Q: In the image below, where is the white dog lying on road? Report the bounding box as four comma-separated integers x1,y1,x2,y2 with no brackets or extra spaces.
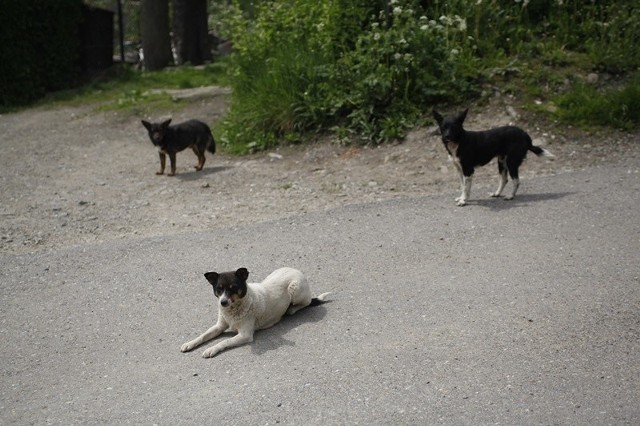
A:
180,267,331,358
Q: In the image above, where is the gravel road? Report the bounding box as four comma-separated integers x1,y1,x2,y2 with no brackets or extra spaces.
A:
0,89,638,424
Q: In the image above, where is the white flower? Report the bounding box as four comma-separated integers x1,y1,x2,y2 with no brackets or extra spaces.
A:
374,33,381,41
419,15,428,21
393,7,402,15
420,24,429,31
450,49,460,55
394,53,402,60
439,15,452,25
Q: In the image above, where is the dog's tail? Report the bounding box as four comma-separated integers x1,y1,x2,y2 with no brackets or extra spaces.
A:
309,292,332,307
206,131,216,154
529,144,555,160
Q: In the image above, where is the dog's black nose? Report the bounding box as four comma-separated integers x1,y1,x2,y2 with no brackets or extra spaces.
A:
220,299,229,307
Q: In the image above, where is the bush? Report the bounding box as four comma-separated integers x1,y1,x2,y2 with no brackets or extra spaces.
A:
218,0,478,153
0,0,83,107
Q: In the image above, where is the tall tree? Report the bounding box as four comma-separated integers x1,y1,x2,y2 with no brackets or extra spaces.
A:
140,0,172,70
172,0,211,65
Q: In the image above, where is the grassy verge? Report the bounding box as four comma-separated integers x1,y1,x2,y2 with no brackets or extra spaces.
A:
30,61,229,113
553,73,640,131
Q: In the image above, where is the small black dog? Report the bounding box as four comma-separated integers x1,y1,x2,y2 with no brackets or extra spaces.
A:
141,118,216,176
432,109,554,206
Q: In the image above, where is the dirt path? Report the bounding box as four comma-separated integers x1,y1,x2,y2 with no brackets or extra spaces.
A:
1,87,638,254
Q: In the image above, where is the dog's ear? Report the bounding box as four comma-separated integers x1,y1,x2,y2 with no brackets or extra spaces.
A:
141,120,152,131
161,118,172,128
204,271,219,286
432,109,443,125
235,267,249,282
457,109,468,123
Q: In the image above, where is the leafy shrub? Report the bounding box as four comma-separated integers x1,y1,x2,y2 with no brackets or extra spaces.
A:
218,0,479,153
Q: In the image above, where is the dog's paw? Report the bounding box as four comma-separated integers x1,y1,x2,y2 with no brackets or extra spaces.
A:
180,341,196,352
456,199,467,207
504,195,514,201
202,347,219,358
156,171,164,175
490,192,502,198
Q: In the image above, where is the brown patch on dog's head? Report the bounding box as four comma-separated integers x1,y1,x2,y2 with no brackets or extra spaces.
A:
204,268,249,308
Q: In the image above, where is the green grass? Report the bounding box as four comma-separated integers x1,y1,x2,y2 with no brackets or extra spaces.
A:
554,73,640,130
34,61,230,112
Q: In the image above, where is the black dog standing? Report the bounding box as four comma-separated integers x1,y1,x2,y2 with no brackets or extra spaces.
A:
432,109,554,206
141,118,216,176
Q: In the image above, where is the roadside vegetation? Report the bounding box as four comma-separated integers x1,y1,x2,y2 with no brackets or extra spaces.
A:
31,62,229,115
25,0,640,153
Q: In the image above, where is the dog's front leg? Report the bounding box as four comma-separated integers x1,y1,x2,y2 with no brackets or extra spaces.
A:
202,328,254,358
168,152,177,176
157,152,166,175
180,322,226,353
457,175,472,206
450,156,465,203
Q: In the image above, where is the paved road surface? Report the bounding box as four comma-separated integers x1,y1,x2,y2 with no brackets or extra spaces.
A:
1,160,639,425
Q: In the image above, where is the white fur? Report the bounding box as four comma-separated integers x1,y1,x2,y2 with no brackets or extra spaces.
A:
456,176,472,206
506,178,520,200
540,148,555,159
449,148,467,205
180,267,330,358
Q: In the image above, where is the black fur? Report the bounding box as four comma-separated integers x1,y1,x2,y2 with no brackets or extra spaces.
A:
204,268,248,304
141,118,216,176
309,297,328,307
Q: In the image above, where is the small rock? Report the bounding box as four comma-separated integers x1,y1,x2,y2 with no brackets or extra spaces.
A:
586,73,599,84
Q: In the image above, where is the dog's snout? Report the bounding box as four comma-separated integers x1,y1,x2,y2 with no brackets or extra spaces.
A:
220,298,230,307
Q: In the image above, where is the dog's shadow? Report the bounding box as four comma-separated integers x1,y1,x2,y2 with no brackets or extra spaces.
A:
249,303,331,355
469,191,573,210
175,166,231,181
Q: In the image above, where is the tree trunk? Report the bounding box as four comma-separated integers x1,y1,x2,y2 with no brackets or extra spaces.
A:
140,0,172,70
172,0,211,65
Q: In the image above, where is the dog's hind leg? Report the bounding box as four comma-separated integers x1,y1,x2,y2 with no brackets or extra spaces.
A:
507,177,520,200
491,156,508,197
505,157,522,200
191,146,206,171
286,279,313,315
